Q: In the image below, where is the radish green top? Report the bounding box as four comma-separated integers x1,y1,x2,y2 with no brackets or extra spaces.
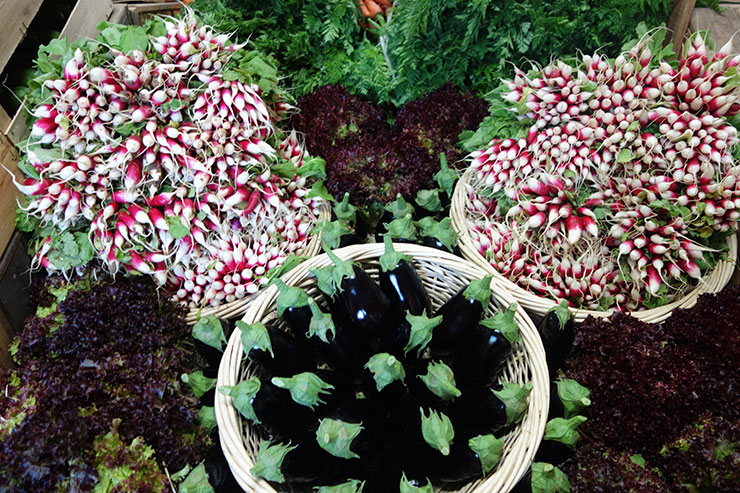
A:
404,310,441,357
480,303,520,345
250,440,298,483
316,418,364,459
463,275,494,306
420,408,455,456
218,377,262,423
365,353,406,392
493,382,533,426
468,434,504,476
271,372,334,410
238,321,274,358
555,379,591,419
419,361,461,401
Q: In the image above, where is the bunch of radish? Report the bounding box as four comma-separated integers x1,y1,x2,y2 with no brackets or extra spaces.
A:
16,11,325,308
466,31,740,311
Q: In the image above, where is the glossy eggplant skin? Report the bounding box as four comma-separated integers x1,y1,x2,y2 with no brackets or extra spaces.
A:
450,325,511,389
195,318,233,368
406,360,453,411
378,259,431,324
360,367,405,411
434,441,484,483
245,324,314,378
327,398,387,457
387,393,425,447
447,385,507,436
534,438,574,466
313,368,355,416
537,310,575,376
314,324,371,382
252,380,316,437
364,444,430,493
429,287,484,357
317,458,367,488
281,304,313,338
335,266,392,347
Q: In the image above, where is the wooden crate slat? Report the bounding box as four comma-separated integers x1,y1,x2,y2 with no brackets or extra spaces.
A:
666,0,698,52
0,133,20,257
0,0,45,75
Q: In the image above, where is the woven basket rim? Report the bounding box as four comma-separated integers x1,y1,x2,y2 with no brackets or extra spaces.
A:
215,243,550,493
451,169,738,323
183,201,331,324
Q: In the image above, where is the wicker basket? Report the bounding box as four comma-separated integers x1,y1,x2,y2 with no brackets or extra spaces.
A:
215,243,550,493
184,202,331,324
451,169,739,324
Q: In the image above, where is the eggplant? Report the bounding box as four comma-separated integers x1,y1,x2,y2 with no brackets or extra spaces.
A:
335,265,391,346
364,445,431,493
387,396,455,458
361,352,406,410
239,321,313,377
273,278,313,337
250,438,331,485
317,398,387,459
192,315,232,367
218,377,315,437
429,276,492,357
315,478,367,493
204,436,241,492
377,236,431,325
537,302,575,376
534,414,587,466
315,323,372,382
271,370,349,417
408,360,461,411
388,394,426,447
447,383,532,436
435,434,504,483
449,304,518,389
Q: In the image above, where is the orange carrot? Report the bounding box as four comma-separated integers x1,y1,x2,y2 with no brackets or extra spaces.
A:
365,0,383,17
358,0,371,18
375,0,392,10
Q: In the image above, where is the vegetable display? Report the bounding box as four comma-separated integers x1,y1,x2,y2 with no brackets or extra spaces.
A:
0,276,211,491
464,30,740,311
14,11,326,309
219,243,533,491
557,287,740,491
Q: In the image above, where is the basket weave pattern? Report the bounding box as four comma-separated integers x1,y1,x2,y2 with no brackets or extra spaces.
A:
185,202,331,324
215,243,550,492
451,169,738,323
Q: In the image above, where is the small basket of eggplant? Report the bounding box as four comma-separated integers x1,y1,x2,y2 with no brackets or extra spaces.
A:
215,242,549,492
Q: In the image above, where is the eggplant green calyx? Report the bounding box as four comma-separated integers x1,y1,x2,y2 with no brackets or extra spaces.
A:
379,235,412,273
419,361,461,400
404,310,441,357
468,434,504,476
434,153,458,197
326,247,357,292
544,415,587,450
384,214,418,241
420,408,455,456
531,462,571,493
238,321,274,358
334,193,358,226
250,440,298,483
399,473,434,492
556,379,591,419
314,479,366,493
550,300,571,329
271,372,334,409
310,265,338,298
308,298,336,343
192,314,226,350
415,217,459,249
480,303,519,345
463,275,493,306
181,371,216,399
365,353,406,391
218,377,261,423
416,189,443,213
385,193,416,219
492,382,532,426
315,219,354,250
316,418,364,459
273,278,310,317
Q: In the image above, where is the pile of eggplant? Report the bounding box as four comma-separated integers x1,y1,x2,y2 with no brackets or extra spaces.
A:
219,239,532,492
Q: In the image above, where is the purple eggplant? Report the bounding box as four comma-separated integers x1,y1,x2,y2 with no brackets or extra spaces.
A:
429,276,493,357
314,323,372,382
250,438,332,485
378,236,431,325
408,360,462,411
271,370,348,417
192,315,232,367
537,301,574,376
273,278,313,337
448,383,532,436
317,398,387,459
361,352,407,410
449,303,518,389
365,445,431,492
534,415,587,466
435,434,504,483
238,321,313,377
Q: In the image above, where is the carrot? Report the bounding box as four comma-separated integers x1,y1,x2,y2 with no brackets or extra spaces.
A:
375,0,392,10
358,0,371,18
365,0,383,17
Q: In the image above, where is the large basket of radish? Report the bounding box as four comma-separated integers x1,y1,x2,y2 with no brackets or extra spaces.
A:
12,11,331,325
215,242,549,492
451,31,740,323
